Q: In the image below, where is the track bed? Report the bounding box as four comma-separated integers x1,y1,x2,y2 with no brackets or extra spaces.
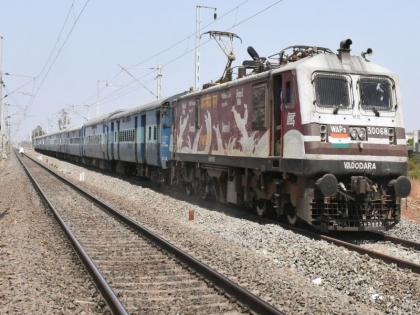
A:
18,153,282,315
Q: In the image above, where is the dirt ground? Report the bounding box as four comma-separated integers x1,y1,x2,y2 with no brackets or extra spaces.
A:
0,154,104,314
404,179,420,223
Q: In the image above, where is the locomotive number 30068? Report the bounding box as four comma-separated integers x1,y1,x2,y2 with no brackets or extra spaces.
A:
367,126,389,136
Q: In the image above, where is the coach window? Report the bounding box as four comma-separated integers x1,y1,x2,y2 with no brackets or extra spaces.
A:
148,126,152,140
252,84,267,129
153,126,157,140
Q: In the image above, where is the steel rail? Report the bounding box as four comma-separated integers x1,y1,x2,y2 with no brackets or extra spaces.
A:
22,152,285,315
15,151,129,315
278,224,420,274
368,231,420,250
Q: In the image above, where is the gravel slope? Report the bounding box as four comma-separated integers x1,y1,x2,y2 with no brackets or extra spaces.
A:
28,150,420,314
0,154,105,314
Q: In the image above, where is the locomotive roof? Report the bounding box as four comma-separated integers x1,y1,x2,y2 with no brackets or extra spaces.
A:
277,52,394,77
178,51,395,100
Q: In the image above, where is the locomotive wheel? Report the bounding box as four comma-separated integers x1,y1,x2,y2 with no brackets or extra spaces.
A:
255,199,270,217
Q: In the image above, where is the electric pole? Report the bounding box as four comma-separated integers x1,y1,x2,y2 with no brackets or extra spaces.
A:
149,65,162,100
0,35,5,156
194,5,217,91
156,65,162,100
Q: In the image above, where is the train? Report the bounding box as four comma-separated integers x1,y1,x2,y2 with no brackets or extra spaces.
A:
33,39,411,232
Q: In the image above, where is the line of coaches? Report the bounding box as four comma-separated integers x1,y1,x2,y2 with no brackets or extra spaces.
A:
33,96,178,172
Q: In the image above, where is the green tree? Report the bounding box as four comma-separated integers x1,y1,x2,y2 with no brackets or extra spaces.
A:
31,125,46,139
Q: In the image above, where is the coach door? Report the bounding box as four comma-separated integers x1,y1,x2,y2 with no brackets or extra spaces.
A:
160,102,171,168
114,121,120,160
80,128,84,156
156,110,161,165
103,124,107,160
140,114,146,163
109,122,114,160
134,116,138,163
280,71,300,157
273,75,282,156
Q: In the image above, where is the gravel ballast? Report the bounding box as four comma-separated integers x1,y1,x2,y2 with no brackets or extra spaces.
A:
385,220,420,243
28,150,420,314
22,155,244,314
0,154,105,314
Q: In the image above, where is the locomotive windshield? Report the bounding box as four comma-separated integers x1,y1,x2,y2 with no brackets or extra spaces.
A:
359,76,393,110
314,74,350,109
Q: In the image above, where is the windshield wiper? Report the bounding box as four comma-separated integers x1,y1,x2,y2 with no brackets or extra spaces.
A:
372,108,380,117
333,104,344,115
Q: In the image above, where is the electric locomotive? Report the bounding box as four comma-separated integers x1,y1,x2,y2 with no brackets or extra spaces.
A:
33,39,411,231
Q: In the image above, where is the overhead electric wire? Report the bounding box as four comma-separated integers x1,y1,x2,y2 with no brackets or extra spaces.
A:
29,0,91,108
229,0,283,29
79,0,250,106
162,0,284,70
130,0,250,69
35,1,75,81
0,77,34,101
96,0,283,106
96,75,158,108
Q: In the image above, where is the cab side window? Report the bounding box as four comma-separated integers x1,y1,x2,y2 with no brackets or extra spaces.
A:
285,81,292,104
252,84,267,129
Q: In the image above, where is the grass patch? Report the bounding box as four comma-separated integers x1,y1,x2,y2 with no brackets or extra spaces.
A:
408,155,420,179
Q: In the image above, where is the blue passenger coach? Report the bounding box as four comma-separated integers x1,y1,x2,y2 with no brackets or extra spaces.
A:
34,94,181,182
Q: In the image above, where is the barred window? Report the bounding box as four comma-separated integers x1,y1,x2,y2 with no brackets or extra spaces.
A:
252,84,267,129
314,74,350,108
359,77,393,110
117,129,135,142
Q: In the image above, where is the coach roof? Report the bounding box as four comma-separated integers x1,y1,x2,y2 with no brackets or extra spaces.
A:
83,110,126,127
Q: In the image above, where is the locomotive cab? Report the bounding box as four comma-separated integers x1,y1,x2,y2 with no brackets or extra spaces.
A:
276,40,410,231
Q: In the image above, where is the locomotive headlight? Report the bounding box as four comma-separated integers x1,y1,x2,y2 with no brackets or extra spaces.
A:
350,128,358,140
388,128,396,144
320,124,327,142
358,128,366,140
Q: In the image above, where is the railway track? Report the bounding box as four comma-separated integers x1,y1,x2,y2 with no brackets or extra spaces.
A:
278,224,420,274
17,152,284,315
366,231,420,250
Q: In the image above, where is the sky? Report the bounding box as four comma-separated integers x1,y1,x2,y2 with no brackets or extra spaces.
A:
1,0,420,141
